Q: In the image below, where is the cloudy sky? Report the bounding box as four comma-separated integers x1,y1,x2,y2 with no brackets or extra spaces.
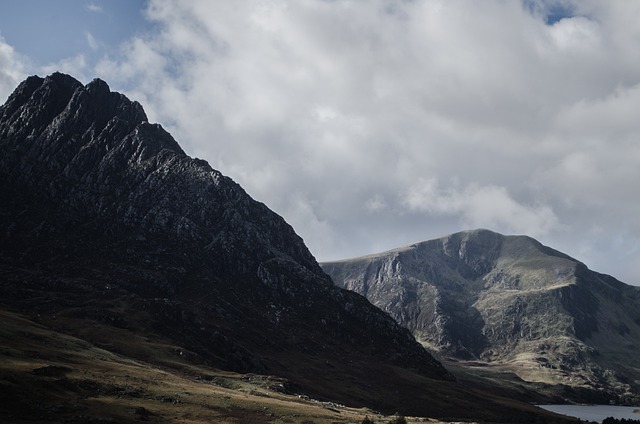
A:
2,0,640,284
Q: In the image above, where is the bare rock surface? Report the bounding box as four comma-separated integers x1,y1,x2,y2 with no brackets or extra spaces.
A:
323,229,640,404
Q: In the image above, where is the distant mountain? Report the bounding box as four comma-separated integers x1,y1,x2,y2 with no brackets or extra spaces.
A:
0,74,564,422
322,229,640,404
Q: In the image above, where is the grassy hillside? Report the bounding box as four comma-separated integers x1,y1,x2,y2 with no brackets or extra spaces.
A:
0,308,574,423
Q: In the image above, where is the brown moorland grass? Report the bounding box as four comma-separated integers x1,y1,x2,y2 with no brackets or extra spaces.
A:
0,308,576,423
0,309,451,424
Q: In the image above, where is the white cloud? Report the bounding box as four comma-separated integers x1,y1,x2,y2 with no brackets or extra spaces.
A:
86,2,104,14
402,178,559,238
40,54,89,82
0,36,27,103
1,0,635,282
556,82,640,140
86,32,100,51
365,194,388,213
548,16,602,52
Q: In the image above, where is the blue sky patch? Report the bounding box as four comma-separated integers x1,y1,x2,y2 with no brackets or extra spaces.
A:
522,0,575,25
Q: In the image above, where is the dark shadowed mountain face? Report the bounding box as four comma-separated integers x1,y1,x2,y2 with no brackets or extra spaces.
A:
0,73,462,415
322,229,640,404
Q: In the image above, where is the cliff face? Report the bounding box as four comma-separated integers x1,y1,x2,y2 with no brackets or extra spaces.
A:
323,229,640,403
0,73,458,416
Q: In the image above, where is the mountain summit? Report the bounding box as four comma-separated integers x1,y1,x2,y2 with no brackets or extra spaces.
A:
322,229,640,404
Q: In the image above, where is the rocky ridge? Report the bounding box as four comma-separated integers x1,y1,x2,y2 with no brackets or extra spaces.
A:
322,229,640,404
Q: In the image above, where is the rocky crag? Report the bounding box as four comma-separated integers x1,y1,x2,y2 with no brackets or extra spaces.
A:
322,229,640,404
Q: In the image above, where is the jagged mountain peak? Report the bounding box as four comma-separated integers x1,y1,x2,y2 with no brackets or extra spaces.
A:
0,73,322,274
1,73,147,141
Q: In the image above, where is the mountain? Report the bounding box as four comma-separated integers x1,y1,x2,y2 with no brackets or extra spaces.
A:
0,74,567,422
322,229,640,404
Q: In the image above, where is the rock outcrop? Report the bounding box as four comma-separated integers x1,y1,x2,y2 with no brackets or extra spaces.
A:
322,229,640,403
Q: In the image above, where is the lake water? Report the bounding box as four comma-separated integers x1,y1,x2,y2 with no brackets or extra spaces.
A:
538,404,640,422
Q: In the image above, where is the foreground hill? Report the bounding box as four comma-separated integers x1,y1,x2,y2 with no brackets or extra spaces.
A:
0,309,396,423
323,229,640,404
0,74,566,422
